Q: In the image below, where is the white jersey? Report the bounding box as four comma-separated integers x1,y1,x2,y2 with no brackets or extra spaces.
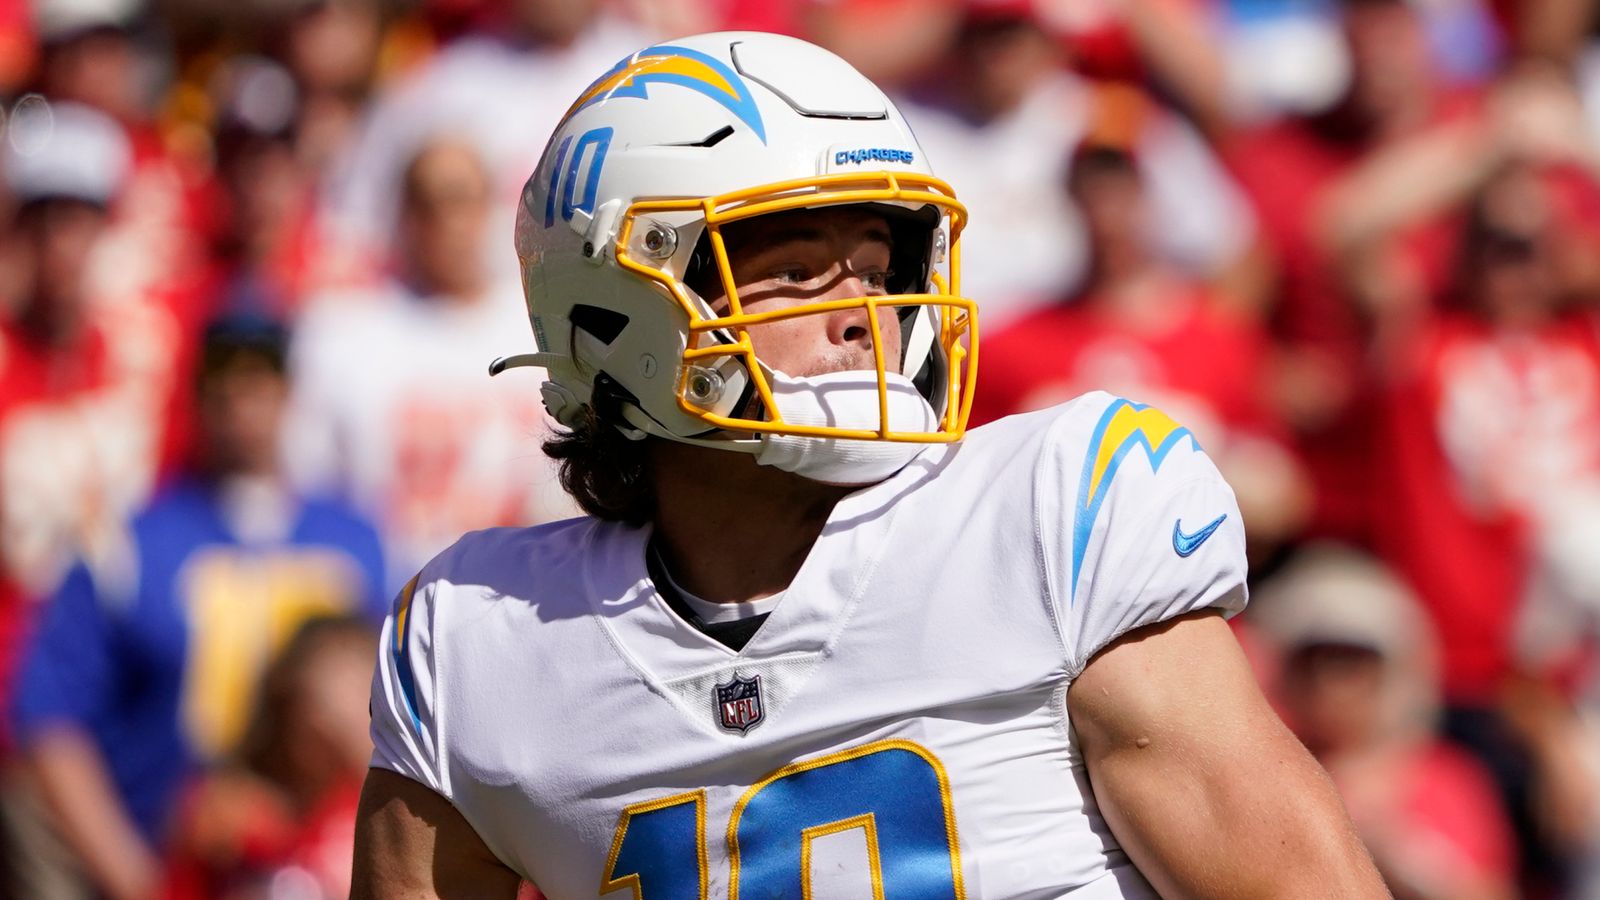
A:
370,392,1248,898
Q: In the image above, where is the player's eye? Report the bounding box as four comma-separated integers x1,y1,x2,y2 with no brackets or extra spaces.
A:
769,266,812,286
860,268,895,292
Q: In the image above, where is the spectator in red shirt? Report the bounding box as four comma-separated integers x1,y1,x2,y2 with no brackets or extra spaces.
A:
1373,158,1600,704
204,58,362,319
1372,158,1600,896
0,102,142,699
32,2,215,306
1221,0,1479,541
1253,546,1519,900
974,138,1309,556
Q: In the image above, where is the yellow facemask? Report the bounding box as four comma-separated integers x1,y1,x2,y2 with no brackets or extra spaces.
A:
614,170,979,445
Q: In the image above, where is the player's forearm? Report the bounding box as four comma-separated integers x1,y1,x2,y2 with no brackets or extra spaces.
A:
1122,0,1231,137
24,727,160,900
1316,120,1496,262
1101,746,1388,899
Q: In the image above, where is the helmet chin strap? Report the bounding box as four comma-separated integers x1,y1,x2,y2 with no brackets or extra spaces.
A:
492,351,937,486
622,369,939,487
618,403,764,450
489,348,751,446
752,370,938,485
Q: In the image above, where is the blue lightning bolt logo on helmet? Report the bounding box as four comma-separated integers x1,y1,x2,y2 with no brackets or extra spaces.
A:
563,44,767,143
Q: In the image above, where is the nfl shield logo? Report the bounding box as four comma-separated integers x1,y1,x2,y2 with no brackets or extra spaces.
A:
714,674,764,735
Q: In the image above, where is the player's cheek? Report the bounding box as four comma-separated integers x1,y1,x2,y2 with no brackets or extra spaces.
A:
741,316,813,374
881,313,903,369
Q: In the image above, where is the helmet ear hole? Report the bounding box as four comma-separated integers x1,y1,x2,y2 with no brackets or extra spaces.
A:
883,211,935,295
570,304,630,345
682,230,723,304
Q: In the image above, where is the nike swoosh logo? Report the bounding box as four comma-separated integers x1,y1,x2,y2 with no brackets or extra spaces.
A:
1172,514,1227,557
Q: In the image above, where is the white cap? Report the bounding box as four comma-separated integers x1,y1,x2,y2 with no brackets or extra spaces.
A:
4,100,131,207
1251,544,1443,740
32,0,138,44
1249,544,1432,659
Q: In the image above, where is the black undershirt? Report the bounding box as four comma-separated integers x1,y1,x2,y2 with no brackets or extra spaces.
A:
645,542,770,651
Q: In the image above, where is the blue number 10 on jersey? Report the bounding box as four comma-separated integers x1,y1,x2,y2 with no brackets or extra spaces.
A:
602,739,966,899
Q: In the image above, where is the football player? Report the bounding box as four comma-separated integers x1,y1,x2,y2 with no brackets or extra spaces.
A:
353,31,1387,899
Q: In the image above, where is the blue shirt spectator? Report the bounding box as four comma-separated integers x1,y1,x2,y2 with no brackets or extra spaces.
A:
6,312,387,900
12,477,386,844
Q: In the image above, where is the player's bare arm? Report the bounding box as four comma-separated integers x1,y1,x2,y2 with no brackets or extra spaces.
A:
1070,609,1389,899
351,768,521,900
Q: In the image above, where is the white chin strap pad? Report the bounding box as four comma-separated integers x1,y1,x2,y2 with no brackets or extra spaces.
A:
754,370,938,486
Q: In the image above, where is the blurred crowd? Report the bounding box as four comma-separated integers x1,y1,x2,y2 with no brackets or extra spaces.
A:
0,0,1598,896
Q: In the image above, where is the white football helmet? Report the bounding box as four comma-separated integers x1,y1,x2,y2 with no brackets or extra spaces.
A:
499,31,977,461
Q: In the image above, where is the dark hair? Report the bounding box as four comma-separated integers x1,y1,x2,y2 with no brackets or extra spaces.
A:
1069,144,1140,187
197,312,289,388
1443,164,1550,314
542,403,656,526
236,614,375,788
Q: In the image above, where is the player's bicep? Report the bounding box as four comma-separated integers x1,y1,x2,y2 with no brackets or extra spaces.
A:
352,768,522,900
1068,610,1385,899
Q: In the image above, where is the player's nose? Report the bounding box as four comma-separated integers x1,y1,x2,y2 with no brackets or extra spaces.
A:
824,295,877,353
